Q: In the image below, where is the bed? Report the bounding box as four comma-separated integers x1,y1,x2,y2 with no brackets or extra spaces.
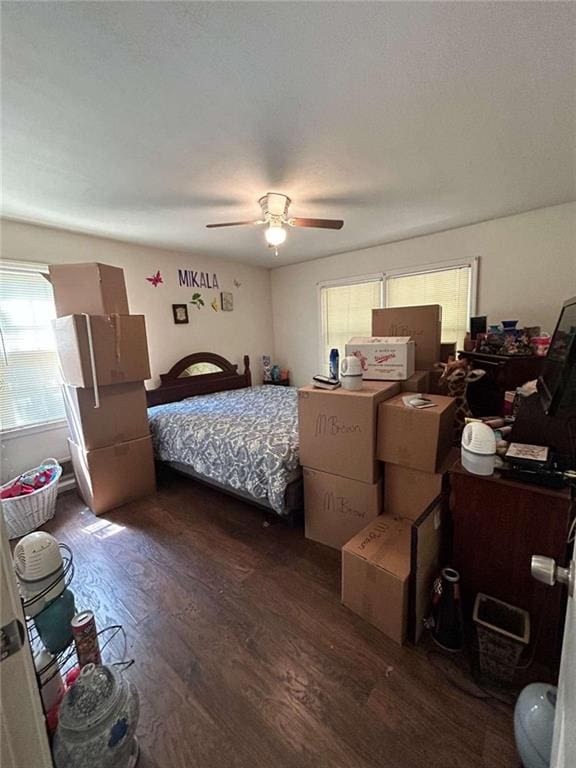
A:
146,353,302,518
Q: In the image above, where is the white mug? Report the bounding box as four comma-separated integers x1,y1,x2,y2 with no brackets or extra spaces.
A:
340,356,363,390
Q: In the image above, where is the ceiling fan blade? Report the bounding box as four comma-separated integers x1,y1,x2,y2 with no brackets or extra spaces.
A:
206,220,259,228
290,217,344,230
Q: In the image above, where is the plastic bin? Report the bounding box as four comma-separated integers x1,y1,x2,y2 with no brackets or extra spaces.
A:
473,593,530,682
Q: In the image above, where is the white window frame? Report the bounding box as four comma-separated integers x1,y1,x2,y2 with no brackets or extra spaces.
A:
383,257,479,317
0,259,67,437
316,258,479,370
317,273,384,371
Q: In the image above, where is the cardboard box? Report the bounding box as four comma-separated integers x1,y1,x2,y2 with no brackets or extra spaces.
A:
48,263,129,317
376,393,456,472
410,498,444,643
400,370,430,393
304,468,381,550
384,463,444,522
68,436,156,516
342,515,412,644
372,305,442,370
54,314,151,387
344,337,415,381
298,381,401,483
63,383,149,451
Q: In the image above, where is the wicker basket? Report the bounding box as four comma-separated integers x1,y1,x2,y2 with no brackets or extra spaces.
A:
1,459,62,540
473,593,530,682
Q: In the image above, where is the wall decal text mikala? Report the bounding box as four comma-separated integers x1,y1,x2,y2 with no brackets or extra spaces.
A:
178,269,220,289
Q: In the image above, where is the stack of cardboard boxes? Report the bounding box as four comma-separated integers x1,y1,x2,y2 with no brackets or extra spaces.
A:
340,394,456,645
341,306,458,645
299,382,400,550
301,303,459,645
49,263,156,515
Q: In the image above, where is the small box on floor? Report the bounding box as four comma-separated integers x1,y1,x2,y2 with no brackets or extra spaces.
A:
400,370,430,393
304,468,381,550
54,314,151,387
344,337,415,381
342,515,412,645
372,305,442,370
48,262,129,317
298,381,400,484
68,436,156,516
63,383,150,451
376,394,456,473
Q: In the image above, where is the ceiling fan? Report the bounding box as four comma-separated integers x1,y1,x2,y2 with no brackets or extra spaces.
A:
206,192,344,253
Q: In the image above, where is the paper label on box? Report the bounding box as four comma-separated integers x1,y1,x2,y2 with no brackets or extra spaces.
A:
345,338,415,380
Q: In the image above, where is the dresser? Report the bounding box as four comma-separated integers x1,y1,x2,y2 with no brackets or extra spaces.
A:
457,351,545,415
449,461,573,668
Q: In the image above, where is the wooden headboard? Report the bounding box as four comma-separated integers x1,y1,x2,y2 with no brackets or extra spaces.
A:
146,353,252,407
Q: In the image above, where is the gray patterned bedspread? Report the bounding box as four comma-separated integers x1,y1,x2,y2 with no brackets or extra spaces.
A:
147,386,300,515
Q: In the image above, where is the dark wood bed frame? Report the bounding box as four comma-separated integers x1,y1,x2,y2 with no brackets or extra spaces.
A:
146,352,252,407
146,352,302,524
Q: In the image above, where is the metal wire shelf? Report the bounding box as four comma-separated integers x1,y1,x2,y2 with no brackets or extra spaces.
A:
20,542,133,703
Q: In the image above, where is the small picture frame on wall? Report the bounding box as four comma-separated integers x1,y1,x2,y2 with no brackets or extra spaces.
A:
220,291,234,312
172,304,189,324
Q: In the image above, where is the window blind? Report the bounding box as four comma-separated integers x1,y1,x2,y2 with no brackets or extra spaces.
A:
0,265,65,431
320,279,382,373
386,266,471,350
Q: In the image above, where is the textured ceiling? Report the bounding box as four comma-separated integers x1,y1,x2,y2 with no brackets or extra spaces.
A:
2,1,575,266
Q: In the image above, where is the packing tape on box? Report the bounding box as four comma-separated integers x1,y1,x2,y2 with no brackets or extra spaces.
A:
111,314,122,362
83,314,100,409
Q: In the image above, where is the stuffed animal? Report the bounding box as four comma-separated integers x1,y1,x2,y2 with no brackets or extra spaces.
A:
436,356,486,442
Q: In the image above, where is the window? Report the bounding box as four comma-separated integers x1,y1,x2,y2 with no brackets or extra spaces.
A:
385,262,475,350
0,263,65,431
319,276,383,373
318,260,477,372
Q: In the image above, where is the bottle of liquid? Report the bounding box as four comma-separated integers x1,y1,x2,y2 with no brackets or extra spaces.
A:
329,348,339,380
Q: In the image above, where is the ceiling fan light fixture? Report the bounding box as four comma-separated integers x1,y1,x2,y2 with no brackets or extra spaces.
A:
206,192,343,249
265,224,287,247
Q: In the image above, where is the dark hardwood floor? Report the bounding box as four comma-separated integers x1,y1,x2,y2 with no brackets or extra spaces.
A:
45,471,519,768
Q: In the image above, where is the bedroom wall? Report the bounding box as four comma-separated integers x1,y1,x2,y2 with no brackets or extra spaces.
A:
0,219,275,481
271,202,576,387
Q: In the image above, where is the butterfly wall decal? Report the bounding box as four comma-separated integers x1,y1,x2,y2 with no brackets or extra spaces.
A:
146,270,163,287
233,279,242,289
